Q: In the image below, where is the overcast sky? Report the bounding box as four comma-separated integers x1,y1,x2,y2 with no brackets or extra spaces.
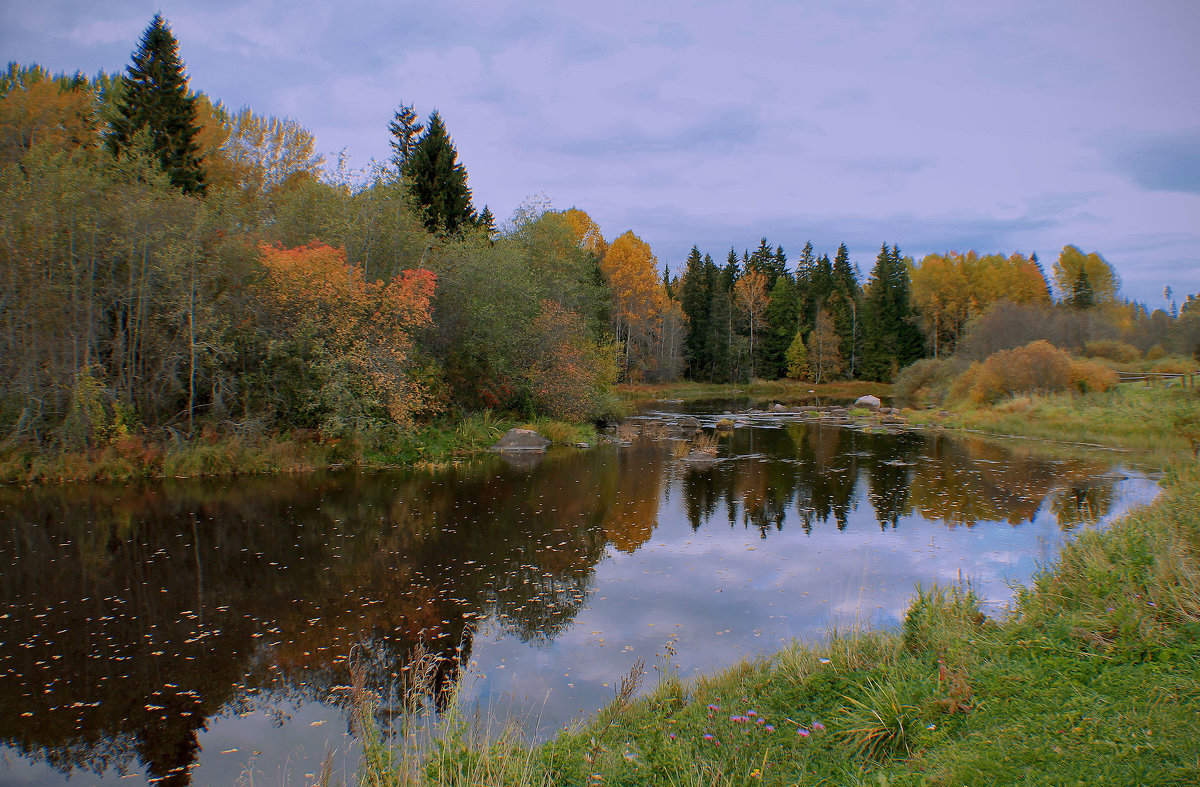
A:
4,0,1198,306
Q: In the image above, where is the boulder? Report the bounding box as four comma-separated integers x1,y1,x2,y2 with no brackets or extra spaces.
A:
490,428,551,453
771,403,788,413
679,416,703,432
854,394,882,411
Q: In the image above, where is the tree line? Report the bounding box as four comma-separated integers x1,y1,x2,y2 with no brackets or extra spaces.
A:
3,15,1197,452
668,236,1198,385
0,15,682,450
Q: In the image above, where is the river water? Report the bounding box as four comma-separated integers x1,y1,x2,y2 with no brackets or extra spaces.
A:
0,405,1161,784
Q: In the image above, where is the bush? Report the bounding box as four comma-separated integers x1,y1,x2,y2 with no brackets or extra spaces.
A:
961,340,1074,404
892,357,965,406
1152,356,1200,375
1069,359,1118,393
1083,339,1140,364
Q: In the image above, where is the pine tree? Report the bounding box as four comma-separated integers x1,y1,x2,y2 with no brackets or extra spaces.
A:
402,111,476,235
388,102,424,171
109,14,205,195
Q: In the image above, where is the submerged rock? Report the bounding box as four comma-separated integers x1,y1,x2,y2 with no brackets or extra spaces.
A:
679,416,703,432
490,428,551,453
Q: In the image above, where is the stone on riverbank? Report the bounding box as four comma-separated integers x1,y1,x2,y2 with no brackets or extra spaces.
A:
490,428,551,453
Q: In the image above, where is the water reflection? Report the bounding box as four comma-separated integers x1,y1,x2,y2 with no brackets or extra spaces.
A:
0,420,1157,784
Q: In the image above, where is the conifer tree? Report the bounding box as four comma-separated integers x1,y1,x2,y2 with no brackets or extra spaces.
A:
402,110,476,235
679,246,712,378
388,102,424,171
761,272,799,378
829,243,861,377
860,243,923,381
109,14,205,195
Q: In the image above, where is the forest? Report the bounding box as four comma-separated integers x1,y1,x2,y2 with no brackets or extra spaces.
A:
2,15,1198,458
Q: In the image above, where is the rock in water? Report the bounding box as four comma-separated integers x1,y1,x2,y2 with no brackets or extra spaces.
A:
490,428,551,453
854,394,882,411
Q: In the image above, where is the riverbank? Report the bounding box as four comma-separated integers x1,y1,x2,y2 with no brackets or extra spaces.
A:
351,385,1199,786
906,382,1200,463
0,412,597,485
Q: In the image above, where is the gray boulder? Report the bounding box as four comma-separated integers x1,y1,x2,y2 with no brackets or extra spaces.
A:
854,394,882,411
490,428,551,453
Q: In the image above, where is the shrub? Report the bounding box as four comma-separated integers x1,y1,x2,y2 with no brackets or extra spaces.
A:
892,357,965,405
1069,359,1118,393
1146,344,1166,361
1152,356,1199,375
962,340,1073,404
1083,339,1140,364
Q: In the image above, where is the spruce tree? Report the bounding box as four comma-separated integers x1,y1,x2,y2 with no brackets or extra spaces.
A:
402,111,476,235
829,243,861,377
860,243,923,381
679,246,712,378
388,102,424,171
762,273,799,378
1070,266,1095,309
109,14,205,195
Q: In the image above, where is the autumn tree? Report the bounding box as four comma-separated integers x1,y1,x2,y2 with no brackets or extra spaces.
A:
523,300,617,420
806,308,843,383
1053,245,1119,305
108,15,205,195
735,268,770,379
0,64,97,166
602,230,666,380
256,243,436,430
199,102,324,218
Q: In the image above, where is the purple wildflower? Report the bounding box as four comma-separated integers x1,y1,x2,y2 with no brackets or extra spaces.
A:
798,728,810,737
812,721,825,731
764,725,775,732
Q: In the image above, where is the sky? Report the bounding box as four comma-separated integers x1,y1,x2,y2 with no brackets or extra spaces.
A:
3,0,1198,306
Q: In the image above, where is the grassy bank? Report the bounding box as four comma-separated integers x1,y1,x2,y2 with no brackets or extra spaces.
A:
0,412,598,485
349,386,1199,786
905,382,1200,461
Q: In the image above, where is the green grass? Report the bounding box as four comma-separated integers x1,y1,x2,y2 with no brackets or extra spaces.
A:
905,383,1200,462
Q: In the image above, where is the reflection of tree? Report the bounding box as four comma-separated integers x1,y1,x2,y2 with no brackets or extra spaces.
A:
905,436,1114,529
0,450,627,783
1050,480,1115,530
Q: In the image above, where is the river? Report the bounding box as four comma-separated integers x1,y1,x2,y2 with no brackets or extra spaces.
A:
0,403,1161,784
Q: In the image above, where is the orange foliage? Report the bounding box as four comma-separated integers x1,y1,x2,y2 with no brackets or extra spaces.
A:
258,243,436,424
0,73,96,163
525,300,617,421
561,208,607,257
912,250,1051,355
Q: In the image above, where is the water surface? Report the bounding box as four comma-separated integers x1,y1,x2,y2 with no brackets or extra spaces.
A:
0,411,1159,784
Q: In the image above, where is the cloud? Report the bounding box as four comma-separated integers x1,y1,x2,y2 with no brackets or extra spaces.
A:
1106,129,1200,195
